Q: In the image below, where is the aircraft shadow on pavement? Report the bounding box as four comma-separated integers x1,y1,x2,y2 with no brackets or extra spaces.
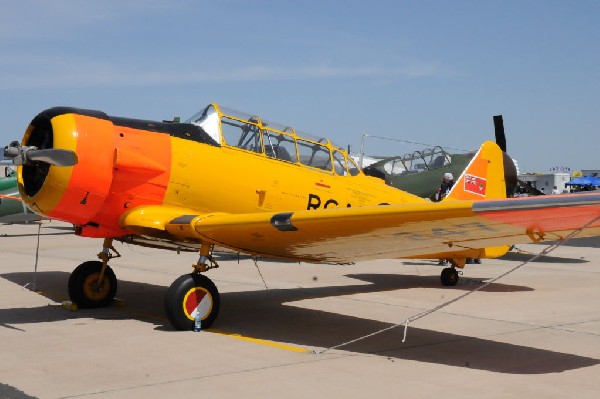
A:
500,252,588,264
0,383,36,399
532,236,600,248
1,231,73,239
1,271,597,375
0,225,74,238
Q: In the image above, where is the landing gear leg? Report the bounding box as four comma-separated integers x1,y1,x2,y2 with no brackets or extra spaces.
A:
68,238,120,307
164,243,221,331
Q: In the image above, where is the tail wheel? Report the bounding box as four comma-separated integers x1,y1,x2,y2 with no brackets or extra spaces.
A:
441,267,459,286
164,273,220,331
68,261,117,308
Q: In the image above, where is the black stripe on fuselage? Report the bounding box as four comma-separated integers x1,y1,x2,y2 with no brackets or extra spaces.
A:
111,116,219,147
37,107,219,147
37,107,110,122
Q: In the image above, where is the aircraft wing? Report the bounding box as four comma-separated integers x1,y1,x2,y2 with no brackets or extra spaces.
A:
122,193,600,262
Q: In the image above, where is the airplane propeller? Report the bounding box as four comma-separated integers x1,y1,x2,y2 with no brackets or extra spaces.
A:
3,141,78,167
493,115,507,153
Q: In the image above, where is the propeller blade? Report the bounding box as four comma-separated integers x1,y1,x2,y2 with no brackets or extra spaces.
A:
3,142,78,167
493,115,507,152
26,149,78,166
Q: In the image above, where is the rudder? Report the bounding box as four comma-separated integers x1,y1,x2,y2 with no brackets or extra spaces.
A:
445,140,512,201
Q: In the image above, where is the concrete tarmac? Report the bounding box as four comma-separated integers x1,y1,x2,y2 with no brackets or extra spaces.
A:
1,221,599,398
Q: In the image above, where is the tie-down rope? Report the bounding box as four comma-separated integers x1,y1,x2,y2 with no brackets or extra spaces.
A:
314,214,600,355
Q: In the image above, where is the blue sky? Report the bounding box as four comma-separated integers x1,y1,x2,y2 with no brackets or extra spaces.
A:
1,0,598,172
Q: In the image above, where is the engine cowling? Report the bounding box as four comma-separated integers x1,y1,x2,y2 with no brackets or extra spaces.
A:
19,107,116,227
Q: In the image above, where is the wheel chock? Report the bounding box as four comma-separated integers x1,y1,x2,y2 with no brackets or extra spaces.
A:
62,301,78,312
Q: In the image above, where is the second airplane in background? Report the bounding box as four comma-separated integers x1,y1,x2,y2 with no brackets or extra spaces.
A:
0,167,40,224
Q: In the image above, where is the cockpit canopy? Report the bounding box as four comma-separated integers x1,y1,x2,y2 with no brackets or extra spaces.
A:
186,104,360,176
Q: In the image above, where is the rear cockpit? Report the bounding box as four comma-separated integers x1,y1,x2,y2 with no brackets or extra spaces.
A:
186,104,361,176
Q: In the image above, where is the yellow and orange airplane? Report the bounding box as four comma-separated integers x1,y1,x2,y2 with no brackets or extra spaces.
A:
4,104,600,330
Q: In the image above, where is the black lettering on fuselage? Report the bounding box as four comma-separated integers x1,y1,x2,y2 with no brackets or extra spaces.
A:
324,199,339,208
307,193,321,210
307,193,343,210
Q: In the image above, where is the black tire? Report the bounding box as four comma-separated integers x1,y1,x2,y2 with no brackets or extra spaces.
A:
164,273,220,331
440,267,459,286
68,261,117,308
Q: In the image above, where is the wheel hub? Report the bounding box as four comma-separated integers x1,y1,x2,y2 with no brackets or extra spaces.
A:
183,287,212,321
83,273,110,301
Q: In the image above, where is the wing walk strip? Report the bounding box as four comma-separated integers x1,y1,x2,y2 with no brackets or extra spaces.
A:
313,213,600,355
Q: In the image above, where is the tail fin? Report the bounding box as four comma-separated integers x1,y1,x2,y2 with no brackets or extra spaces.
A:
445,140,516,201
445,140,516,260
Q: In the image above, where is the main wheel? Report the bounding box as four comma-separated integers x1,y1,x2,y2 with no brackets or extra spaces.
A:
440,267,459,286
68,261,117,308
164,273,220,331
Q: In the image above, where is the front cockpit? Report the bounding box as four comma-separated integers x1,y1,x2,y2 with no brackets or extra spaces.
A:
186,104,361,177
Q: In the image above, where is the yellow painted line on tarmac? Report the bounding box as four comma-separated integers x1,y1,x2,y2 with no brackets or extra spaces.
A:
210,329,311,353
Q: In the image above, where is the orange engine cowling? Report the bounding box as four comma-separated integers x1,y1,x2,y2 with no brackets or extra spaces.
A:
18,107,220,238
19,108,116,228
